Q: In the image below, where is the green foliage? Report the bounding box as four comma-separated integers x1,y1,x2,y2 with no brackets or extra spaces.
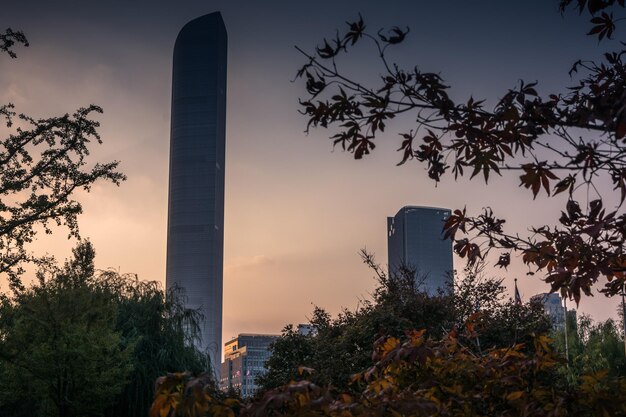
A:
0,28,205,417
101,274,209,417
295,2,626,303
0,242,210,417
258,253,551,393
553,313,626,382
0,243,133,417
255,324,316,394
153,328,626,417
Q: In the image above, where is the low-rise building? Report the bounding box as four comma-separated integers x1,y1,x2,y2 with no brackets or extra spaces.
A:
219,333,278,397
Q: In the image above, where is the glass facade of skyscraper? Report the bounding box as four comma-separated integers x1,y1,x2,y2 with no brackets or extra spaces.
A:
387,206,453,295
166,12,227,371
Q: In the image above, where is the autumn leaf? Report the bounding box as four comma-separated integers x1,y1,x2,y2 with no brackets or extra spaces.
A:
587,12,615,40
443,207,467,241
496,252,510,269
506,390,524,401
519,163,558,198
298,366,315,375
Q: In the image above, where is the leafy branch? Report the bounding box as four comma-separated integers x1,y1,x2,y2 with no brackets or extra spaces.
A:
295,3,626,302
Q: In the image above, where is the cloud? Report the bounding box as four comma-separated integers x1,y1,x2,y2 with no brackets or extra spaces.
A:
224,255,275,273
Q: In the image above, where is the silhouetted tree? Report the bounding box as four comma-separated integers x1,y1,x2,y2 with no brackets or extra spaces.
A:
0,29,125,290
295,2,626,304
258,253,550,393
0,28,27,58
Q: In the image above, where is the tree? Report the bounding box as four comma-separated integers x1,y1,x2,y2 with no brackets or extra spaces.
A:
0,28,28,58
0,28,125,289
255,324,316,394
553,313,626,382
0,241,211,417
0,242,133,417
257,253,551,393
295,2,626,304
153,327,626,417
101,273,209,417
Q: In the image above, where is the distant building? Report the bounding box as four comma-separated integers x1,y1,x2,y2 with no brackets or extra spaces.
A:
387,206,453,296
297,323,317,336
531,293,576,330
219,334,278,397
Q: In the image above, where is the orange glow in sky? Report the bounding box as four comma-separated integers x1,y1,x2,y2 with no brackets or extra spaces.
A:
1,1,621,345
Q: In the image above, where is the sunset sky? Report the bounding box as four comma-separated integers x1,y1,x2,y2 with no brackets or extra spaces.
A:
2,1,621,344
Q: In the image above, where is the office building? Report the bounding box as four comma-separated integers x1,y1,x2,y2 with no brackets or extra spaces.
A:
166,12,227,370
220,334,279,398
531,293,575,330
297,323,317,336
387,206,453,296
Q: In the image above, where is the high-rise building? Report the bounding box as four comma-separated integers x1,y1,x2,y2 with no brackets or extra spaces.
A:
219,334,279,398
166,12,227,371
297,323,317,336
387,206,453,296
531,292,576,330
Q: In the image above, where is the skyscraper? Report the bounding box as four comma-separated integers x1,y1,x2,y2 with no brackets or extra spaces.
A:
166,12,227,370
530,293,576,331
387,206,453,295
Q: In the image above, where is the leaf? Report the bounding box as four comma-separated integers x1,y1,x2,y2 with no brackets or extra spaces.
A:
396,131,415,165
587,0,607,14
378,26,409,44
566,200,582,219
344,15,366,45
316,38,337,59
519,163,558,199
443,207,467,241
453,238,482,265
496,253,510,269
553,175,576,196
506,391,524,401
587,12,615,40
382,337,400,354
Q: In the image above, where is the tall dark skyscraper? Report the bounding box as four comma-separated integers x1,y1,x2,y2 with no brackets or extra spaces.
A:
387,206,453,296
166,12,227,370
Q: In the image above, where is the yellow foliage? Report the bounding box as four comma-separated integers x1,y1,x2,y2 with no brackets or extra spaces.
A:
505,390,524,401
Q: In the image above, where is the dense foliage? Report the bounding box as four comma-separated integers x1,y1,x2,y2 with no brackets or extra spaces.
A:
295,1,626,303
257,255,551,393
101,272,209,417
0,243,132,417
0,242,209,417
553,312,626,381
153,328,626,417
